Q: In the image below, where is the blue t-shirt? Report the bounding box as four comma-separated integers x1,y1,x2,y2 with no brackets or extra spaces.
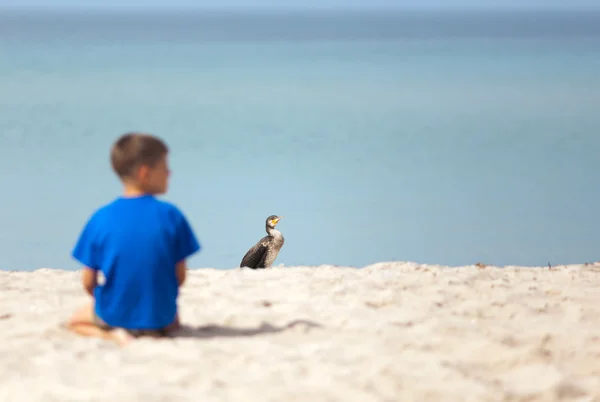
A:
72,195,201,330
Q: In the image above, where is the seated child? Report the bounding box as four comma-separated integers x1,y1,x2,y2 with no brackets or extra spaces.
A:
66,132,201,346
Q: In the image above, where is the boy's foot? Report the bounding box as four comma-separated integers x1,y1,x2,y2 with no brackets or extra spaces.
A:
110,328,134,347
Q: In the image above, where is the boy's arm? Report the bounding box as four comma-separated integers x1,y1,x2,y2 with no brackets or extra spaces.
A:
176,260,187,287
173,208,200,288
72,212,101,297
81,267,98,296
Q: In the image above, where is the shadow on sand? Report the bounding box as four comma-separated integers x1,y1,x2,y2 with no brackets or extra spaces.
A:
168,319,323,339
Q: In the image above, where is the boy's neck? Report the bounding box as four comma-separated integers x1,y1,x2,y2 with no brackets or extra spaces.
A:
122,183,152,198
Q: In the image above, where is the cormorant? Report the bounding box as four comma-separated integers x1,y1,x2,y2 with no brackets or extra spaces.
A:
240,215,285,269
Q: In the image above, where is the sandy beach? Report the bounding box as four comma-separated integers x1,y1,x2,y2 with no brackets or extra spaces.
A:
1,262,599,402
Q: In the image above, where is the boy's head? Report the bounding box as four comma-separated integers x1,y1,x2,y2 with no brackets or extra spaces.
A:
110,132,170,195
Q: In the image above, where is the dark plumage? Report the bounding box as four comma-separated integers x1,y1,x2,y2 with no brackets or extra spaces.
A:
240,215,285,269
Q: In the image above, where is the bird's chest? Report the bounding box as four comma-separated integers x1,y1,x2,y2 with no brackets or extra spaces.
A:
272,235,284,248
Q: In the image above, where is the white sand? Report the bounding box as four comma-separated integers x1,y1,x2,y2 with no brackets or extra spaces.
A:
1,262,600,402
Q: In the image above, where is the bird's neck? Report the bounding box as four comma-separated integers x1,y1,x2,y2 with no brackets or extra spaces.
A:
267,227,282,239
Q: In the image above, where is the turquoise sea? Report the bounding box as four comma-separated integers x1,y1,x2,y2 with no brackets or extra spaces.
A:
0,9,599,271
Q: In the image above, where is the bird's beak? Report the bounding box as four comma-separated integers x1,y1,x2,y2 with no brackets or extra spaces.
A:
274,216,284,224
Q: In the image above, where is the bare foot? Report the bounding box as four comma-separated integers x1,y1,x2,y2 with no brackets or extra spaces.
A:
110,328,134,347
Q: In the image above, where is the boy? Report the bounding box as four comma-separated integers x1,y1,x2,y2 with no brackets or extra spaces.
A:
66,132,200,346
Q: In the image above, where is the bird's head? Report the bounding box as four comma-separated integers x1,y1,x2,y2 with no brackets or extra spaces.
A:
266,215,283,229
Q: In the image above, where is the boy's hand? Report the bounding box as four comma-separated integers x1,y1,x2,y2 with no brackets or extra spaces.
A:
81,267,98,297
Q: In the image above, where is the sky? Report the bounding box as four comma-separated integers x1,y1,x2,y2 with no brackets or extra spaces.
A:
0,0,597,9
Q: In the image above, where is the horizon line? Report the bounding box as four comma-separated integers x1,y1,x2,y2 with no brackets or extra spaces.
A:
1,5,599,11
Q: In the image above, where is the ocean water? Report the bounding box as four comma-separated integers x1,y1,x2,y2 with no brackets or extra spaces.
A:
0,9,599,271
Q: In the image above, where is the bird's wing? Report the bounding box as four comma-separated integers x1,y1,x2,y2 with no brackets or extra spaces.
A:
240,240,268,268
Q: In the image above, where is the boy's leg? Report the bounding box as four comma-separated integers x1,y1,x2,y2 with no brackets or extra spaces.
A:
66,302,133,346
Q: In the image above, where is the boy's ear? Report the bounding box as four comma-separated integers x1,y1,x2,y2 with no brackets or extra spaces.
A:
137,165,150,181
